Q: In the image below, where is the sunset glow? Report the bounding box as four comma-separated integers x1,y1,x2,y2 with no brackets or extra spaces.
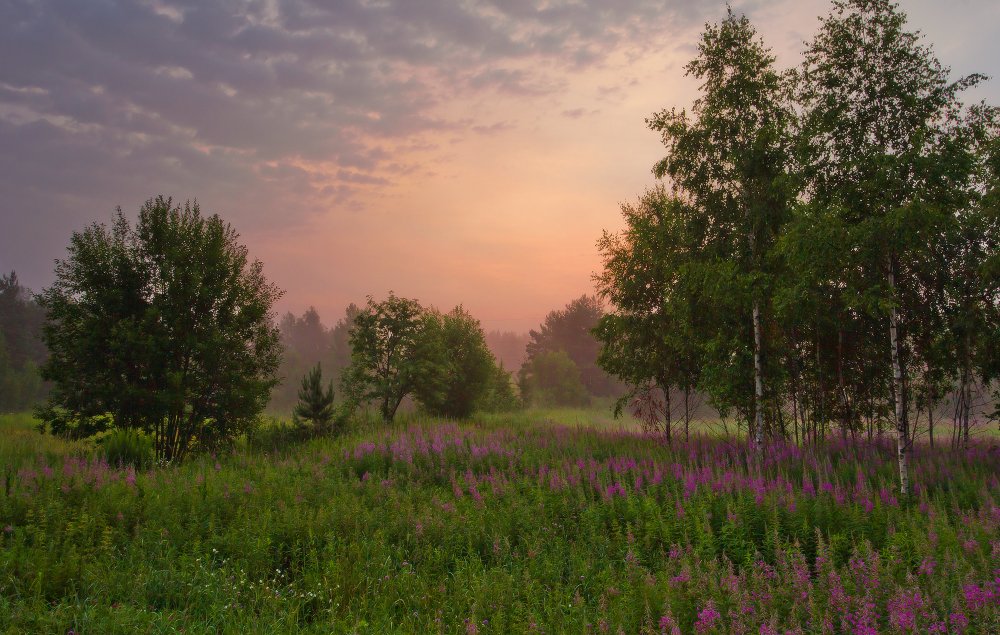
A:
2,0,998,331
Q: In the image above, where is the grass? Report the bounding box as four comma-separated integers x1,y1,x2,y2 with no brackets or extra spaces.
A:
1,410,998,633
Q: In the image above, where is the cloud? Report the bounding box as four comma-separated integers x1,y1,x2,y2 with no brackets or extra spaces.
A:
0,1,721,243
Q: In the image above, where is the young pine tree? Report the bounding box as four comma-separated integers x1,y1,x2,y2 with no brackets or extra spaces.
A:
293,363,337,435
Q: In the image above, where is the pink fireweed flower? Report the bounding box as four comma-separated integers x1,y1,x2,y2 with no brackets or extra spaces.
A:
694,601,721,633
917,558,935,577
949,612,969,633
659,613,682,635
888,589,928,632
962,582,997,610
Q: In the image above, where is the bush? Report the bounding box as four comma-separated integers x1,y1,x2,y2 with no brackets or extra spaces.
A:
100,428,154,470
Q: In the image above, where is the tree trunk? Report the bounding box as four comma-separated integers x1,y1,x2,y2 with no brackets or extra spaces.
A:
962,333,972,449
753,300,765,451
837,327,850,441
815,320,824,445
888,264,909,497
928,400,934,449
683,383,691,443
791,378,800,446
663,383,672,445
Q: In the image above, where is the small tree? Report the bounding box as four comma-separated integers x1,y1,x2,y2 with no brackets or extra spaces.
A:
478,362,521,413
341,293,447,422
292,363,337,434
594,187,704,444
518,350,590,408
418,306,496,419
37,196,282,461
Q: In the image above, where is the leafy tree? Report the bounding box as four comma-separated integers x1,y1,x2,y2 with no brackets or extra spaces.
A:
292,363,337,434
647,8,794,447
341,293,446,422
594,187,703,443
478,361,521,413
518,350,590,408
418,306,496,419
795,0,990,492
37,196,283,461
523,295,616,397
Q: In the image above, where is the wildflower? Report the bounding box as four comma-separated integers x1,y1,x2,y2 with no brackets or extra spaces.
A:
917,558,935,577
694,601,720,633
659,612,681,635
962,583,995,610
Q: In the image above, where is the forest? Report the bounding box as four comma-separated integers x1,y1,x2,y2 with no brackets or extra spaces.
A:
1,0,998,633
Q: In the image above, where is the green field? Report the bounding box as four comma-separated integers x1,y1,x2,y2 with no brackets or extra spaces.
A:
1,411,998,634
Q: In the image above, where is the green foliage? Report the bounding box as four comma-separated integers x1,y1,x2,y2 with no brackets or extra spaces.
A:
99,428,154,470
418,306,496,419
292,363,338,435
594,188,704,440
643,8,794,438
341,293,448,422
523,295,616,397
518,350,590,408
36,196,283,462
597,0,1000,459
33,407,112,440
478,362,522,413
0,414,997,633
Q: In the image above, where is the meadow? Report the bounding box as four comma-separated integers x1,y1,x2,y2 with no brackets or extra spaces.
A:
1,411,998,634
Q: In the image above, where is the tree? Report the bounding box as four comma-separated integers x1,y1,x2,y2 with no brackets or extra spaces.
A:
796,0,990,493
37,196,282,461
292,363,337,434
594,187,703,443
418,306,496,419
478,361,521,413
523,295,616,397
518,350,590,408
341,293,446,422
647,8,794,448
0,271,48,412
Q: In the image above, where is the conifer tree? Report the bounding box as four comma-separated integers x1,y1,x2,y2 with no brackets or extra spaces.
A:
292,363,336,434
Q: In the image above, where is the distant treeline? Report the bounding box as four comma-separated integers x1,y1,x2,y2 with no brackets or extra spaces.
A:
0,264,622,419
274,294,622,415
0,272,47,412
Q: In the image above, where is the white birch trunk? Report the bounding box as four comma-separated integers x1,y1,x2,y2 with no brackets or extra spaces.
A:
888,266,909,496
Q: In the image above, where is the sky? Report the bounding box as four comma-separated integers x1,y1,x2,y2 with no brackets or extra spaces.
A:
2,0,999,332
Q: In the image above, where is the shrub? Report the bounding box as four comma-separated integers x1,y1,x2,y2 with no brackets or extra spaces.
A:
99,428,154,470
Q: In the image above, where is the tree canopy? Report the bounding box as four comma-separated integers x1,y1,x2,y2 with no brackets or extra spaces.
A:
595,0,999,494
37,196,283,461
